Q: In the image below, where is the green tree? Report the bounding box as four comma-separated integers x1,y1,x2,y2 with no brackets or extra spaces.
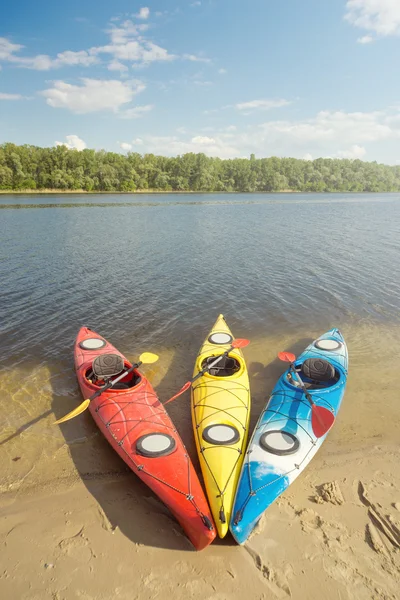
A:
1,142,400,193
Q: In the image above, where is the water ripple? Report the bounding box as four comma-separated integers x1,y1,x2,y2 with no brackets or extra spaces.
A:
1,193,400,365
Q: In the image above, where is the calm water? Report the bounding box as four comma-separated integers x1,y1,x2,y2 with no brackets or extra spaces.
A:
1,192,400,497
1,192,400,364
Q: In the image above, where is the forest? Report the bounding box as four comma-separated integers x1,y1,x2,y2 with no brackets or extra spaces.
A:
1,142,400,193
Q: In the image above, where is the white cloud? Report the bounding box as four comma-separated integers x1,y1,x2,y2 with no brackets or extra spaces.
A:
107,21,141,45
105,106,400,160
0,37,24,60
54,50,97,67
190,1,202,6
0,92,23,100
183,54,212,63
136,7,150,20
119,142,133,151
40,78,146,114
345,0,400,37
55,134,87,151
193,80,212,86
132,134,240,158
336,144,367,159
120,104,153,119
191,135,216,144
93,25,176,65
107,59,129,72
3,8,214,74
218,68,227,74
357,35,374,43
226,108,400,160
260,110,398,143
0,14,174,71
235,98,291,111
0,37,98,70
17,54,54,70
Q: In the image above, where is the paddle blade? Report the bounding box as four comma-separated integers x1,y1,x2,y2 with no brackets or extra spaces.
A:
232,338,250,349
139,352,159,364
164,381,191,405
278,351,296,363
54,399,90,425
311,405,335,438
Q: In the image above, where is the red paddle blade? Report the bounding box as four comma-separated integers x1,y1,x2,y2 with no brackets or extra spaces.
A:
232,338,250,348
163,381,191,405
311,405,335,438
278,351,296,363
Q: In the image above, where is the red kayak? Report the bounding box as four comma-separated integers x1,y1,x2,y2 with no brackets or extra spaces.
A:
74,327,216,550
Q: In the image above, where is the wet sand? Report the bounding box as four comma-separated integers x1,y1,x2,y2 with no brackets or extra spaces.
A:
1,323,399,599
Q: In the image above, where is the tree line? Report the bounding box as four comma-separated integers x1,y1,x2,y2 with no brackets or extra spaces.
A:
1,142,400,193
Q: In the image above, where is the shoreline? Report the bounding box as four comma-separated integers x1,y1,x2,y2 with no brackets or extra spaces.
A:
1,189,399,195
1,189,299,194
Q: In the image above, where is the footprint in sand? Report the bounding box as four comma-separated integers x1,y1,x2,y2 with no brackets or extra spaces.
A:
56,526,94,563
245,546,292,598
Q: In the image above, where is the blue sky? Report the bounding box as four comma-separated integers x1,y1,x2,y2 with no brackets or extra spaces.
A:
1,0,400,163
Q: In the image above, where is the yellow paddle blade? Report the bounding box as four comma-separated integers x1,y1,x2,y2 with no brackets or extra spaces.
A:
139,352,159,364
53,399,90,425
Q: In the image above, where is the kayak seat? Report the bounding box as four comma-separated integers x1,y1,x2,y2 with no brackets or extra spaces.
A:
85,367,142,389
92,354,124,379
201,355,241,377
300,358,338,389
86,354,142,388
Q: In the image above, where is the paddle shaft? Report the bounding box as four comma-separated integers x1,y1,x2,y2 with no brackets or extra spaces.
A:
89,361,142,401
288,363,315,405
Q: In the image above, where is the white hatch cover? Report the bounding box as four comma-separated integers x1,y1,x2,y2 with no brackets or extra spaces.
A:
208,332,233,345
259,430,300,455
314,339,342,351
202,424,240,445
80,338,106,350
136,433,176,457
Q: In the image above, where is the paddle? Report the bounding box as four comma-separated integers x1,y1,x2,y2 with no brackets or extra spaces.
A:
278,351,335,438
54,352,159,425
164,338,250,405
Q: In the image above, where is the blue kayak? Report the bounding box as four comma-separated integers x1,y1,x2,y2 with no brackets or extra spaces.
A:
230,329,348,544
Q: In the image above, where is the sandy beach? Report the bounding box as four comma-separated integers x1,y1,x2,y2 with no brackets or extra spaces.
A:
1,323,399,600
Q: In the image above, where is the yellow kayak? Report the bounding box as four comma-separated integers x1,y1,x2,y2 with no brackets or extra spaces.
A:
191,314,251,538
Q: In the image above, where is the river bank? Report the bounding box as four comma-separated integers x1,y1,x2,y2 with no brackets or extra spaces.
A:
1,324,400,600
0,189,300,194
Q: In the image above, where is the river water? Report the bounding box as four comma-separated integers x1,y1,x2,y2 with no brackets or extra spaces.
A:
1,192,399,496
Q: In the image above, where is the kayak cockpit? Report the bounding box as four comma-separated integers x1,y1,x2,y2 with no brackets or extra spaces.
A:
287,357,340,390
201,355,241,377
85,353,142,389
